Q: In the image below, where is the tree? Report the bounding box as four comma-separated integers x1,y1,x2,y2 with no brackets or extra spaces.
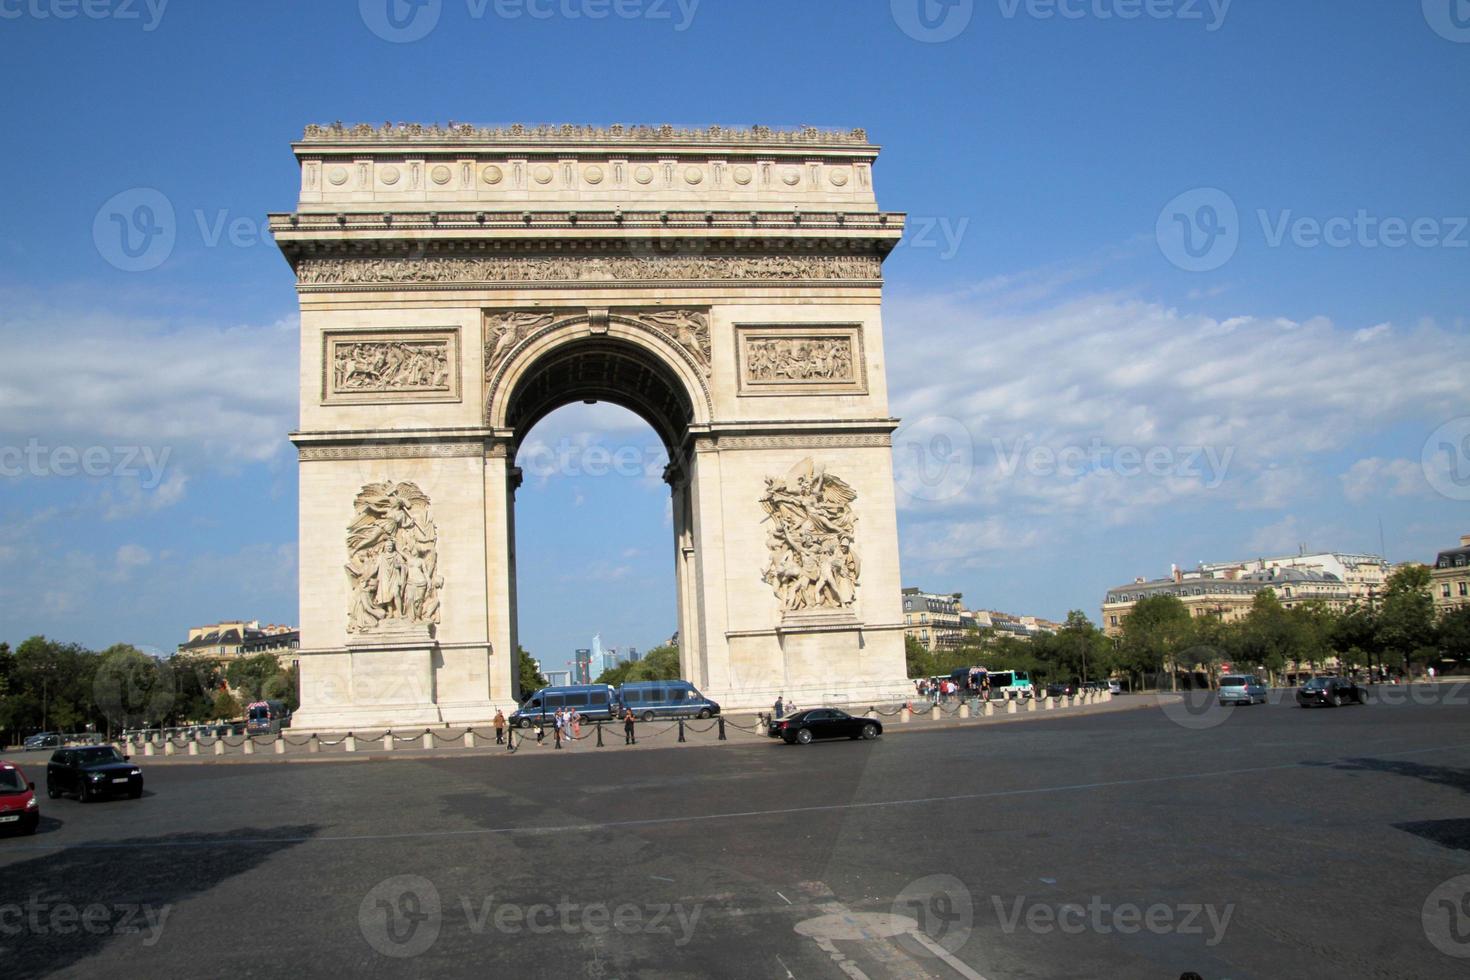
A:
226,654,290,705
904,633,933,680
594,645,684,685
1436,606,1470,669
1238,591,1295,686
213,690,243,720
1331,603,1378,676
1118,595,1192,690
93,645,171,734
1377,564,1438,675
1289,600,1336,674
517,646,547,699
1047,611,1113,684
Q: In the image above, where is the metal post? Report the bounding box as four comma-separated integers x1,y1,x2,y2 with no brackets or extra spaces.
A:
596,721,604,747
718,717,727,741
678,720,686,742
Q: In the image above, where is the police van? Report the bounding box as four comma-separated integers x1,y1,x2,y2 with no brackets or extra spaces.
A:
615,680,720,721
509,684,617,728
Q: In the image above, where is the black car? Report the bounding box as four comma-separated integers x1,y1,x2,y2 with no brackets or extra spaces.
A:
775,708,882,745
22,733,61,752
1296,676,1367,708
46,746,144,802
1046,682,1079,697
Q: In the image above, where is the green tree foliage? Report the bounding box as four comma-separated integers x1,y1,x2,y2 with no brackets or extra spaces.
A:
1118,595,1193,687
213,689,243,720
1438,606,1470,667
517,646,548,699
1376,564,1438,669
594,645,684,685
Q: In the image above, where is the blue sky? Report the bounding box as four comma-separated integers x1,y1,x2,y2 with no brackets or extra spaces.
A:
0,0,1466,674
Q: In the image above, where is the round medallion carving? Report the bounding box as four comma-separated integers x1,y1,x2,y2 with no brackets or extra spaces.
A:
327,167,349,186
532,165,554,185
482,165,504,185
684,166,704,185
583,165,604,184
733,166,753,185
380,165,401,185
782,168,802,187
829,169,850,187
634,165,654,185
430,165,453,185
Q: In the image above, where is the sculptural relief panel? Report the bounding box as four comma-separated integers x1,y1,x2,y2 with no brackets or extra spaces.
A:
760,458,861,614
735,324,866,396
345,481,444,635
323,329,461,404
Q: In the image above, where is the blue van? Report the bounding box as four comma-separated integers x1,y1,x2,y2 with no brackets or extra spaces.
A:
616,681,720,721
509,684,616,728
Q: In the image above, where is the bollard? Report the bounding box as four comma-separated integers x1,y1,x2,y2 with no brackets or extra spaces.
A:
383,734,393,751
1006,699,1018,715
164,739,176,756
214,738,225,755
983,701,995,718
422,731,434,751
243,738,255,755
464,730,476,749
959,702,971,719
930,704,941,721
346,734,357,753
596,722,604,747
507,727,515,752
275,737,285,755
1044,696,1054,711
1026,697,1037,713
187,741,198,756
718,717,727,740
144,741,155,756
678,720,687,743
901,705,912,723
310,735,321,754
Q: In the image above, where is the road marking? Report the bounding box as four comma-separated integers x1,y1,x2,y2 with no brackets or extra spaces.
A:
777,891,793,905
907,929,990,980
13,741,1470,853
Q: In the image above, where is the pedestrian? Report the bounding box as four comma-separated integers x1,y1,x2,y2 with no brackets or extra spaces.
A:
623,707,636,745
553,708,565,749
493,709,506,744
774,695,785,720
570,708,582,744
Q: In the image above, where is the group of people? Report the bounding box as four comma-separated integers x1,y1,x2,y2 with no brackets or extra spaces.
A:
490,706,640,748
916,676,988,704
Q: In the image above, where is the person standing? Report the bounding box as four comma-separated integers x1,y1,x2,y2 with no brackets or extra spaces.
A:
623,706,636,745
552,708,564,749
570,708,582,744
774,695,785,720
493,709,506,745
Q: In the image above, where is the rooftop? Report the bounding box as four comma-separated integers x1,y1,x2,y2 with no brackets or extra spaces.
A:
299,122,873,148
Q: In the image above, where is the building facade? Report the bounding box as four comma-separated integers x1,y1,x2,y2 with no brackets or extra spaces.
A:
1200,551,1388,605
901,589,966,650
1432,534,1470,615
1102,565,1350,636
178,621,299,661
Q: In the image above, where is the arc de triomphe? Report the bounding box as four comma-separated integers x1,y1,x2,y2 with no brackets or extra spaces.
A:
269,123,912,729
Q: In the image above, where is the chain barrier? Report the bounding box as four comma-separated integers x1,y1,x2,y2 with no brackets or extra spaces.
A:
316,735,351,747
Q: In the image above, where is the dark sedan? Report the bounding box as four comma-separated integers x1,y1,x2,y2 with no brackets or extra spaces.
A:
1296,676,1367,708
46,746,144,802
774,708,882,745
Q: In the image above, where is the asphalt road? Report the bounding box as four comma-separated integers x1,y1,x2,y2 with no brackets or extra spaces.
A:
3,689,1470,979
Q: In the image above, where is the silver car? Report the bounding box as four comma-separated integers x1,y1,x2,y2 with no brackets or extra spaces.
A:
1218,674,1267,705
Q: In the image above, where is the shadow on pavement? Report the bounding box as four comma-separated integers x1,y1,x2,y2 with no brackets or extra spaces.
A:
1305,757,1470,795
1393,817,1470,852
0,824,319,980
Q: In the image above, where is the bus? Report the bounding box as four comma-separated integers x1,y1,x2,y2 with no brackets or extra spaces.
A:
509,684,617,728
616,681,721,721
245,700,292,735
984,670,1035,700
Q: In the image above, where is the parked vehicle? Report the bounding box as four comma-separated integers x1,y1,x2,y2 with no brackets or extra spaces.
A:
1105,680,1123,695
246,700,292,735
616,681,720,722
1218,674,1268,706
1297,676,1367,708
0,761,39,834
510,684,617,728
22,733,61,752
1046,681,1079,697
46,746,143,802
775,708,882,745
985,670,1035,700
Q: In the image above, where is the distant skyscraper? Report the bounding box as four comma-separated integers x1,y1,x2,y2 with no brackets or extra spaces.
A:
626,647,640,663
574,648,592,684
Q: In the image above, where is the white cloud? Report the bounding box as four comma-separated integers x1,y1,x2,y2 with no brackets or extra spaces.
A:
1340,457,1431,503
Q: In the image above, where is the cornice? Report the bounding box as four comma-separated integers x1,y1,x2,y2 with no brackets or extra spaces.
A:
297,122,875,151
269,210,906,237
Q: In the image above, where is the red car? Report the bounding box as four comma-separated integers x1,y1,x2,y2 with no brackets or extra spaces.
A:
0,761,40,835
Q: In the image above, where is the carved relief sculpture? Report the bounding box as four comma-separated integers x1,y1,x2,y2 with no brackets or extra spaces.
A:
484,312,557,378
333,340,450,393
628,310,712,375
346,481,443,633
760,458,861,612
297,253,881,286
746,337,854,383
